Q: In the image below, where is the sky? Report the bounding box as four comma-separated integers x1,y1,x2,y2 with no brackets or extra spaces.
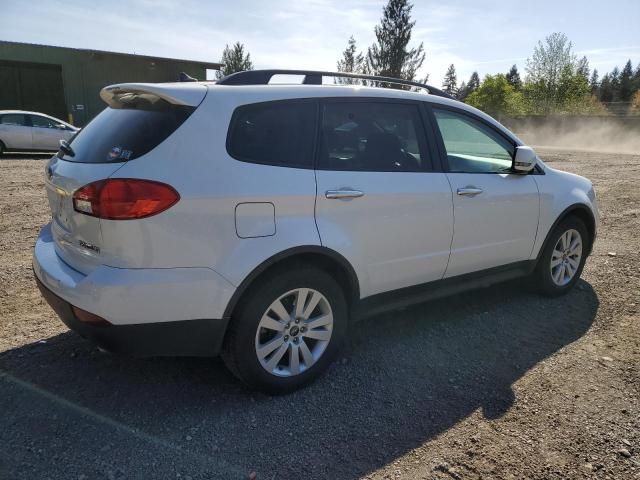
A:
2,0,639,85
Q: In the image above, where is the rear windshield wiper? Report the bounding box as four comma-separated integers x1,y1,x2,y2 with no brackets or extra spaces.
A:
59,139,75,157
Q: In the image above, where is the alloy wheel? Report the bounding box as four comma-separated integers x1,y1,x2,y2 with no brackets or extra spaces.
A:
254,288,333,377
550,228,583,286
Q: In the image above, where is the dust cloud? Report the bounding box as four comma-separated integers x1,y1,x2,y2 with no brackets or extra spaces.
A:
504,116,640,155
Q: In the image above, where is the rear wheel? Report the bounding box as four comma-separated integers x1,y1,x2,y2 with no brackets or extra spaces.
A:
222,266,348,394
0,141,5,157
535,216,589,296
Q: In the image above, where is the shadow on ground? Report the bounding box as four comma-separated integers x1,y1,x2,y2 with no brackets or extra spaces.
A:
0,280,598,479
0,153,52,160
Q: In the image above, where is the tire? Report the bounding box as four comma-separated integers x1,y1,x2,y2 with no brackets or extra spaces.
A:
0,141,5,157
534,215,589,296
222,265,348,394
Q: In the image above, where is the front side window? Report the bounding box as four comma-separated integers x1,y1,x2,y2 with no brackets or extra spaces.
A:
320,102,427,172
433,108,514,173
227,100,316,168
0,114,26,126
30,115,57,128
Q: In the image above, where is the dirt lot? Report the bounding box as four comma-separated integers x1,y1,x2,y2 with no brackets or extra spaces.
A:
0,149,638,480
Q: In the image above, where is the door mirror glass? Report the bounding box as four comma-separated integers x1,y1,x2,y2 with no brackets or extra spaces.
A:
513,146,537,173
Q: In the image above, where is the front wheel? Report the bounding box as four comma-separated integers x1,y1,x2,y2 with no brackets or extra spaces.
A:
222,266,348,394
534,216,589,296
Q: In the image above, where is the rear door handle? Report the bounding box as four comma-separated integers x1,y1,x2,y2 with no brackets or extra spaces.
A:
457,186,483,197
325,189,365,199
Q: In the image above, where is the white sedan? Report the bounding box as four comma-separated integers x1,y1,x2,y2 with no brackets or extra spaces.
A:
0,110,79,154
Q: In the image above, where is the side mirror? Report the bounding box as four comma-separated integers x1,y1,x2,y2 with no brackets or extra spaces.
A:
513,146,537,173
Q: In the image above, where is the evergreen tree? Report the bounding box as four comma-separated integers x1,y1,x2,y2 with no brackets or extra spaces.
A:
619,60,634,101
336,36,364,84
610,67,621,101
442,64,458,96
457,81,467,100
576,56,590,81
589,69,599,93
366,0,426,88
458,71,480,101
215,42,253,79
599,74,613,103
467,71,480,92
633,65,640,93
506,64,522,90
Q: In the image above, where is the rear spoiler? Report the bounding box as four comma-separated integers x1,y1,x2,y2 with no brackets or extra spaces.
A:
100,82,207,108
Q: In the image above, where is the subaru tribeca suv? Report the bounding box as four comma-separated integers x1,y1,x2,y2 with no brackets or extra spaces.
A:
33,70,599,393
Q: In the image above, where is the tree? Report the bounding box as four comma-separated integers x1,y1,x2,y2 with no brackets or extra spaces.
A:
633,65,640,93
589,69,599,93
610,67,621,101
506,65,522,90
336,36,365,84
366,0,426,88
525,32,577,113
457,71,479,101
619,60,634,101
215,42,253,79
576,56,590,82
631,90,640,114
442,64,457,96
599,74,613,103
465,74,525,117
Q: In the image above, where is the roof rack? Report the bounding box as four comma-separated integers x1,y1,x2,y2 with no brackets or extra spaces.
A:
215,69,454,99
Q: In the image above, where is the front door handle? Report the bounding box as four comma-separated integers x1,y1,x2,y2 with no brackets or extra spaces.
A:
457,186,483,197
325,189,365,199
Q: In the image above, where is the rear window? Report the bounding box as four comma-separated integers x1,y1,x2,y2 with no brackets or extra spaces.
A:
59,95,194,163
227,100,317,168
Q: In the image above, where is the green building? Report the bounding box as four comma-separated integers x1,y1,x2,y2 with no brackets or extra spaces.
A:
0,41,221,126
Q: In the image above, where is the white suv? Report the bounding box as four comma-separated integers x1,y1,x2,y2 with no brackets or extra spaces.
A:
33,70,599,393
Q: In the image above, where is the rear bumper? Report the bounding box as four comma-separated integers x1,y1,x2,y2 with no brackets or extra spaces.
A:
33,223,236,356
35,276,227,356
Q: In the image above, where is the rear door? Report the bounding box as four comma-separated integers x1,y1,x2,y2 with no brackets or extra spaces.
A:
45,90,201,275
0,113,32,149
314,99,454,298
429,106,539,278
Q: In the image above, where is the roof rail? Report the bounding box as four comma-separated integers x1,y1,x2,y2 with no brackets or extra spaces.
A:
215,69,454,99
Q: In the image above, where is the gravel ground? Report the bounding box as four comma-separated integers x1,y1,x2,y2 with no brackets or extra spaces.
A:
0,149,638,480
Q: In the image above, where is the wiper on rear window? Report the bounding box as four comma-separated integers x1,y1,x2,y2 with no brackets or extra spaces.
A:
59,139,75,157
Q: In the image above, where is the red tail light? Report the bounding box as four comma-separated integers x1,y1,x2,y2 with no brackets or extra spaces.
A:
72,179,180,220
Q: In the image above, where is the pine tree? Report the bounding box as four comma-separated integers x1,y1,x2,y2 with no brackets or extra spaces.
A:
610,67,621,101
506,65,522,90
619,60,634,101
457,81,467,100
442,64,458,96
467,71,480,92
366,0,426,88
215,42,253,79
589,69,599,93
634,65,640,93
599,74,613,103
576,56,590,81
336,36,364,84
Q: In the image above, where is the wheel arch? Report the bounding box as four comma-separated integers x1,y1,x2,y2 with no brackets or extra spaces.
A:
222,246,360,320
536,203,596,262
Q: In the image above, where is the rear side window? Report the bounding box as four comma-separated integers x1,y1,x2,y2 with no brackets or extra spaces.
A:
59,95,194,163
0,114,27,126
227,100,317,168
319,102,427,172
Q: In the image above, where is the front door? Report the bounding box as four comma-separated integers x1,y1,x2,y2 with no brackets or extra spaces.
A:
29,114,68,150
314,100,454,298
430,107,539,278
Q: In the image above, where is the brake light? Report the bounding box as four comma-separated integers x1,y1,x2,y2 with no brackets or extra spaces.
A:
72,179,180,220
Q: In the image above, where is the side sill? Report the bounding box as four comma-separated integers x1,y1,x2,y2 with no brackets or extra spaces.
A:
354,260,536,320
